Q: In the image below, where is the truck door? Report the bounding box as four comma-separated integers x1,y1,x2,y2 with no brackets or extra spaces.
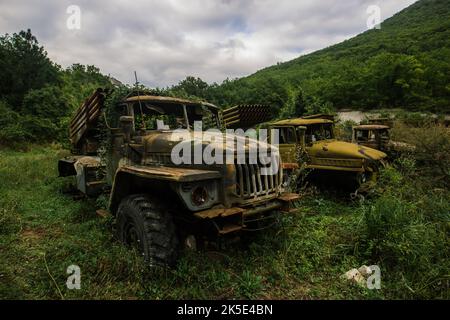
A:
270,126,298,168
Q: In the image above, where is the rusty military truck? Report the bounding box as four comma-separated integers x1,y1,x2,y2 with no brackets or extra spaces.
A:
267,117,388,188
352,120,415,156
352,124,392,151
58,89,298,267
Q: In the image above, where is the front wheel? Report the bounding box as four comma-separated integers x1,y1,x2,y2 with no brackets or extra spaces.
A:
116,194,179,268
355,171,369,186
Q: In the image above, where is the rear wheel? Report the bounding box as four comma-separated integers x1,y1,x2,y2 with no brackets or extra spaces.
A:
116,194,179,267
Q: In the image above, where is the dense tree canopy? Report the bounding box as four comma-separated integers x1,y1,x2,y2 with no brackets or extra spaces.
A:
0,29,60,107
0,31,111,145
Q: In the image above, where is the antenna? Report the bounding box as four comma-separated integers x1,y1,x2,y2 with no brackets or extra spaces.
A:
134,71,145,130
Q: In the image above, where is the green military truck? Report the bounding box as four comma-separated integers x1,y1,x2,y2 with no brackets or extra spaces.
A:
58,89,298,267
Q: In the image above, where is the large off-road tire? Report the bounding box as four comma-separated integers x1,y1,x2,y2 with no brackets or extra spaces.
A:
116,194,179,268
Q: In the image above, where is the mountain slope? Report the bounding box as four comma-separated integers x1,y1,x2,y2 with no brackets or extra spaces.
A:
209,0,450,113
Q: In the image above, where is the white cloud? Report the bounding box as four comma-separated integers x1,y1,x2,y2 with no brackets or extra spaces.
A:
0,0,417,87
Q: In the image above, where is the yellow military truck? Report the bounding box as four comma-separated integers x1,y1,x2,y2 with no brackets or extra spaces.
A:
352,122,415,156
352,124,391,151
268,117,387,188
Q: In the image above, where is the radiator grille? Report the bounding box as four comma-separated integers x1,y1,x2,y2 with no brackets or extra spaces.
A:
235,158,282,199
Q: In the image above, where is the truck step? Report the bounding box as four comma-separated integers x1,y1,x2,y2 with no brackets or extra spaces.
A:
218,224,243,235
86,180,106,187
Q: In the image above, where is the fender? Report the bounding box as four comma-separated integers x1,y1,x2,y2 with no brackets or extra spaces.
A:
109,165,221,214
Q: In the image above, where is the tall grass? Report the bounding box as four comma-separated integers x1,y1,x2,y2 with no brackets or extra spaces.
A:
357,155,450,298
0,143,448,299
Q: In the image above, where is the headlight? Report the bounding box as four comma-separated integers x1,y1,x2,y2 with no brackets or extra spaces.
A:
191,186,208,206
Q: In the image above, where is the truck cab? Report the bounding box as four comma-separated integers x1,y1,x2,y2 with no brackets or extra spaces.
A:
352,124,391,151
268,117,387,187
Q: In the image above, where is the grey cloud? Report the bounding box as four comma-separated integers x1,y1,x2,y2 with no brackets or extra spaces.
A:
0,0,417,87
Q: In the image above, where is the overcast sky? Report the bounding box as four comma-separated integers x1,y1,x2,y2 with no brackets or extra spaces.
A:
0,0,417,87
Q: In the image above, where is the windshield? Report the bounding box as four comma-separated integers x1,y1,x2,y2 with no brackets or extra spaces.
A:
132,101,220,130
356,129,370,142
356,129,389,142
305,123,334,144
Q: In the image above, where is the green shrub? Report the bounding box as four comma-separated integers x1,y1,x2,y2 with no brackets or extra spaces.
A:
391,123,450,187
359,166,449,298
335,119,357,141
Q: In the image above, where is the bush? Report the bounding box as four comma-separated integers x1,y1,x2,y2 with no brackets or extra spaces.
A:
335,119,357,141
359,166,450,298
0,103,62,146
0,101,22,144
21,85,70,119
391,122,450,187
0,85,73,146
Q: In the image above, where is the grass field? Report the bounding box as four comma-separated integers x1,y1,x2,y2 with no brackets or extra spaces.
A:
0,145,448,299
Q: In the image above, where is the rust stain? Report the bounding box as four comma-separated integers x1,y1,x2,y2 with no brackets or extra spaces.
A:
194,207,245,219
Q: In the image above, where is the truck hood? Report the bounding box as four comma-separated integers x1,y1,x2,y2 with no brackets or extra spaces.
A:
309,140,387,160
142,130,278,157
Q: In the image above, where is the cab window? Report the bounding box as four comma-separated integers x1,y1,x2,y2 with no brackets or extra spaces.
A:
278,127,297,144
305,123,333,144
379,129,389,140
356,130,369,141
133,102,183,130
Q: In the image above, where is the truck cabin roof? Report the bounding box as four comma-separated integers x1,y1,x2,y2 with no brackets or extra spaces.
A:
121,95,220,130
272,118,333,126
353,124,390,131
124,95,220,110
123,95,219,111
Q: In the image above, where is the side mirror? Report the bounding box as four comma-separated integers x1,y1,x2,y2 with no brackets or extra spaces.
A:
119,116,134,142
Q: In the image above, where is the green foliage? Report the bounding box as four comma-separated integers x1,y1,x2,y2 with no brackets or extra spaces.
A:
279,86,335,118
171,76,210,99
335,119,358,141
359,170,449,298
22,85,70,119
0,29,60,107
391,122,450,187
237,270,264,299
0,30,112,146
61,64,111,110
183,0,450,114
0,101,22,143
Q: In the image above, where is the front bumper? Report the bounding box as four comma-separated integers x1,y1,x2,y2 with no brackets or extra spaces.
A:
193,193,300,235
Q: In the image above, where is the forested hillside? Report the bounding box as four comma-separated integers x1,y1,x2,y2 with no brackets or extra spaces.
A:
200,0,450,114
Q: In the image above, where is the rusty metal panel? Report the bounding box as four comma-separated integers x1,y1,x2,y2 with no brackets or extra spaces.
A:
69,88,107,146
273,118,333,126
235,161,281,199
367,117,394,127
278,193,300,202
194,207,244,219
118,165,221,182
222,104,273,129
301,113,335,121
